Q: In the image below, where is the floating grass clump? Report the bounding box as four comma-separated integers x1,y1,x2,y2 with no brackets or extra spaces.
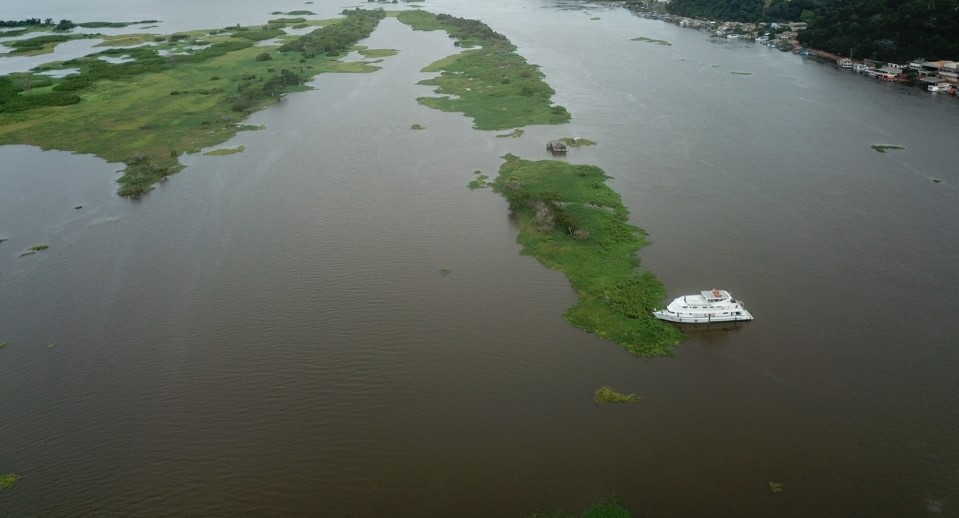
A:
468,172,490,190
632,36,671,46
731,71,752,75
871,144,905,153
769,482,784,493
496,128,525,138
492,155,683,356
594,386,639,404
398,10,570,131
560,137,596,147
0,341,8,350
204,145,245,156
0,473,20,490
410,123,425,130
29,245,49,251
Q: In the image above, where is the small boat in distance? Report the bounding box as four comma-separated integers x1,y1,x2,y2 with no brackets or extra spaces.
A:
653,289,753,323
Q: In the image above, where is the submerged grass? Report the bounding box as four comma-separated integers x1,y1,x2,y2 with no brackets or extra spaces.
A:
496,128,525,138
0,9,386,197
594,386,639,404
397,10,569,131
492,154,683,356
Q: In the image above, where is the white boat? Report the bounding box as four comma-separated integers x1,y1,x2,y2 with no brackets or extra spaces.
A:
838,58,853,68
653,289,753,323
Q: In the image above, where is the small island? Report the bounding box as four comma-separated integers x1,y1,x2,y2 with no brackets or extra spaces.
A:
492,155,682,356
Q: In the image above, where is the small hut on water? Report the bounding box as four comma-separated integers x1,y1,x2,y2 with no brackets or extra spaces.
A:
546,140,568,154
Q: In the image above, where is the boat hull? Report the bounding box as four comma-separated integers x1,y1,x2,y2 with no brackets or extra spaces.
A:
652,311,753,323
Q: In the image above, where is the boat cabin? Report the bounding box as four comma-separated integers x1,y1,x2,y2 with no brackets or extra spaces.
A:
701,289,731,302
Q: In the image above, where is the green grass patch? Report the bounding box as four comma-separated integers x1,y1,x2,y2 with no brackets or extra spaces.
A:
560,137,596,147
29,245,49,251
0,473,20,490
204,145,245,155
492,155,683,356
632,36,671,46
496,128,525,138
871,144,904,153
4,34,90,55
468,172,490,190
96,33,160,47
236,124,265,131
769,482,784,493
439,268,452,276
410,123,425,130
930,178,942,183
398,11,570,131
594,386,639,404
0,341,8,350
0,9,386,197
354,45,398,58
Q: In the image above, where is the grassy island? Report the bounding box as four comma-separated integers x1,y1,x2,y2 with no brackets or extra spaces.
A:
493,155,682,356
396,11,570,130
0,9,387,197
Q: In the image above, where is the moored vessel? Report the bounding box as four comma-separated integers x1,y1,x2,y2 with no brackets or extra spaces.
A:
653,289,753,323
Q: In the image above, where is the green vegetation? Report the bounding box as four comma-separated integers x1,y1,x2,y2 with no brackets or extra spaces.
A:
930,178,942,183
492,155,683,356
769,482,784,493
664,0,959,61
204,145,245,156
439,268,452,276
0,9,387,197
0,473,19,490
0,341,7,350
631,36,671,46
3,34,91,56
731,71,752,75
355,46,398,58
533,496,632,518
871,144,904,153
594,386,640,404
560,137,596,147
410,123,425,130
496,128,525,138
29,245,49,251
397,10,570,131
468,171,490,190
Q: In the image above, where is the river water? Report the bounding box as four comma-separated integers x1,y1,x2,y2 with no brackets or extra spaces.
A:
2,1,957,516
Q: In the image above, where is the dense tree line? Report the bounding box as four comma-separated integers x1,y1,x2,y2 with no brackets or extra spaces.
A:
797,0,959,61
278,8,385,56
664,0,959,61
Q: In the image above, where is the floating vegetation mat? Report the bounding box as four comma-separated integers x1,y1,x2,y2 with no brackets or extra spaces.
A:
632,36,671,46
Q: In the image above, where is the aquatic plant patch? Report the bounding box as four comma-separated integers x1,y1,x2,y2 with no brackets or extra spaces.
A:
594,386,639,404
398,11,570,131
492,155,682,356
0,8,386,197
632,36,671,46
0,473,19,490
871,144,904,153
